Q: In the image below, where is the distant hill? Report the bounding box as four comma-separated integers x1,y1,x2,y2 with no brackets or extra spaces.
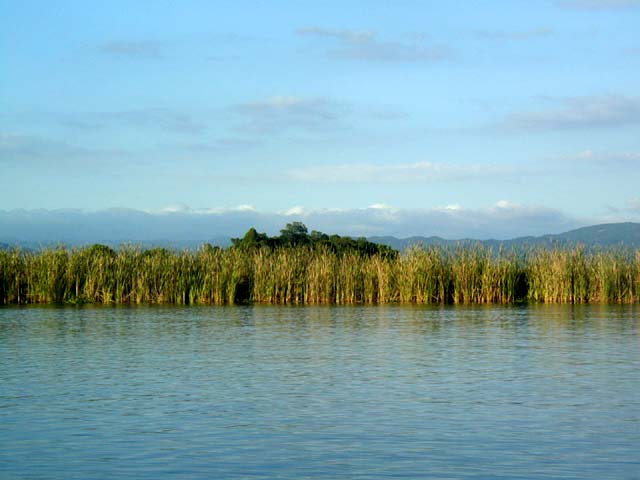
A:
370,222,640,251
531,222,640,247
0,238,231,251
2,220,639,252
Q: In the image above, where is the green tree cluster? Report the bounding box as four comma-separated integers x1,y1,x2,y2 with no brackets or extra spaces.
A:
231,222,396,257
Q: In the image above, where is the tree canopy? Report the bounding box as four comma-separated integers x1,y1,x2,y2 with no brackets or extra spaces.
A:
231,223,397,257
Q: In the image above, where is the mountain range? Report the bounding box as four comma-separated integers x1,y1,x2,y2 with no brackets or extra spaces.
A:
369,222,640,251
1,222,640,251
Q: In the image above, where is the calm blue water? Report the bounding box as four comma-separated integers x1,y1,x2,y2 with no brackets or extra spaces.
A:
1,305,639,479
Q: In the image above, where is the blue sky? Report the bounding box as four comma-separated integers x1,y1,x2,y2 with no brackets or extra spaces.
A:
2,0,640,239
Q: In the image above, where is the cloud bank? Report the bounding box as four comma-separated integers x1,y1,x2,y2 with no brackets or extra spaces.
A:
0,202,587,246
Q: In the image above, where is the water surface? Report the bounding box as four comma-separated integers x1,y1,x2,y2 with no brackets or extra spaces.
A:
1,305,639,479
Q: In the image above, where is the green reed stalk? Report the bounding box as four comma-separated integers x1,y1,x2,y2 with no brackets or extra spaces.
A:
1,243,638,305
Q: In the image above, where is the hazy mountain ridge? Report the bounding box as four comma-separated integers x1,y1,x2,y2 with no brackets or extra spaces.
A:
0,206,585,246
369,223,640,251
1,221,639,251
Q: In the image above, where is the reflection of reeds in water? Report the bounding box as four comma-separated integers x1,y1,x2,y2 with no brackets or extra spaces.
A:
1,244,638,305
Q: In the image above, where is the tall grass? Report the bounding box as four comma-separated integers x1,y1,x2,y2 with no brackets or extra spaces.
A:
0,244,638,305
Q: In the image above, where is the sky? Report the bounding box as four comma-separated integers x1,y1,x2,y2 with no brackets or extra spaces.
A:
2,0,640,240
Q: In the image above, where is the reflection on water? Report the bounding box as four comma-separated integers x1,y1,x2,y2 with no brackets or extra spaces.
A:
1,305,639,479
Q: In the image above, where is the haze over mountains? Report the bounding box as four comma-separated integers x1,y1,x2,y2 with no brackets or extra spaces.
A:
0,204,580,247
0,208,638,250
370,223,640,251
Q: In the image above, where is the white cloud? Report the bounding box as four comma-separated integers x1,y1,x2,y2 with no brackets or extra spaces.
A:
268,201,578,239
284,206,306,216
191,205,259,215
157,203,191,214
495,200,520,209
235,204,256,212
441,204,463,211
368,203,396,211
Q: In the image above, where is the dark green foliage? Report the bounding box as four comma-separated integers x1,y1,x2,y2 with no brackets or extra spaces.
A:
279,222,310,246
231,223,396,257
231,228,274,249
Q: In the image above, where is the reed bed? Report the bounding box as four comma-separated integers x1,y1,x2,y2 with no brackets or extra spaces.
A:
1,244,639,305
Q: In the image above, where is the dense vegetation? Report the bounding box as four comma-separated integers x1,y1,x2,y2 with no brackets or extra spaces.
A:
231,222,397,257
1,223,639,305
